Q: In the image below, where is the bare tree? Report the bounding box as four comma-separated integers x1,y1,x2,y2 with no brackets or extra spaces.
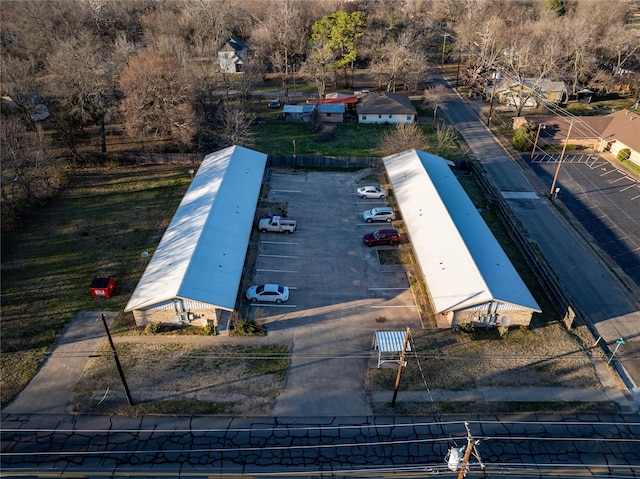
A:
431,123,463,158
251,0,310,104
423,84,448,122
499,20,564,116
0,116,55,227
47,30,114,152
215,102,256,148
301,37,336,99
379,123,429,157
119,49,197,148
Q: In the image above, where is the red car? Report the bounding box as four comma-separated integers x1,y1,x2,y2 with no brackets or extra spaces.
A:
363,229,401,247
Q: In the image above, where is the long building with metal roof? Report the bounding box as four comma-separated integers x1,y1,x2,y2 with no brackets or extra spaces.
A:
124,145,268,327
383,149,541,329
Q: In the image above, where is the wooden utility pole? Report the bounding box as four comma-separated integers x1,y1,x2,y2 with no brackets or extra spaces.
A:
390,328,410,407
486,74,498,127
447,421,484,479
530,123,545,161
100,314,134,406
549,119,574,199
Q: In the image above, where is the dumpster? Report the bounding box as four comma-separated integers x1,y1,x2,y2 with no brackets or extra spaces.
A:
90,277,116,298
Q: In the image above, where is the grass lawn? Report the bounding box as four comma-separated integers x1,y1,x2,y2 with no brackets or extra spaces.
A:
0,166,192,404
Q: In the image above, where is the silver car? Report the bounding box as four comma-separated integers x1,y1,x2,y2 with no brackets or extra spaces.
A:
357,185,388,199
362,207,395,223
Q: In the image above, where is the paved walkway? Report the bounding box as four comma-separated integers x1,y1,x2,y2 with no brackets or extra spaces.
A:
2,311,118,415
2,310,638,416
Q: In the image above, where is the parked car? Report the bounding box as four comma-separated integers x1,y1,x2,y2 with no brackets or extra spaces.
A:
363,229,401,247
246,283,290,303
363,207,395,223
268,99,281,108
357,185,387,199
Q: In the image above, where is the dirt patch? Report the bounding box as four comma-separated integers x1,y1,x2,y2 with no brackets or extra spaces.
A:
367,323,614,392
73,342,289,416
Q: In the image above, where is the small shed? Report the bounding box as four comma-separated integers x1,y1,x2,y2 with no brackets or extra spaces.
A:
373,330,411,368
317,103,345,123
283,104,315,122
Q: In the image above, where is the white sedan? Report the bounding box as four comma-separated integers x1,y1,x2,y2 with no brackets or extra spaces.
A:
357,185,388,199
246,283,290,303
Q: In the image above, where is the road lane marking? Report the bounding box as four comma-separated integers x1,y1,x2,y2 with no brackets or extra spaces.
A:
258,254,299,259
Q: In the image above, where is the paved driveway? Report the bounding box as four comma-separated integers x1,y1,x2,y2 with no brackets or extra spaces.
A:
249,169,422,416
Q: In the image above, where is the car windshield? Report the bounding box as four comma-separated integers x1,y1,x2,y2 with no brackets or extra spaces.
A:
370,208,378,214
373,231,380,238
256,285,265,293
277,286,284,294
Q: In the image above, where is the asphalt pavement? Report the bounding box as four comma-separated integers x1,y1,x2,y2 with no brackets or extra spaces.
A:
439,76,640,404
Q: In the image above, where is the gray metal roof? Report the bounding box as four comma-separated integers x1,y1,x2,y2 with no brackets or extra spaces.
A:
125,146,267,313
383,149,541,314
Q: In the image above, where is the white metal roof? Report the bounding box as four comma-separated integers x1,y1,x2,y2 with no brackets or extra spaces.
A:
125,145,267,313
374,330,412,353
383,149,540,314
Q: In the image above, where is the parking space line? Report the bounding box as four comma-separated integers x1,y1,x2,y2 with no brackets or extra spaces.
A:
600,169,617,177
620,184,638,192
631,194,640,201
610,175,631,184
261,240,299,245
258,254,299,259
271,189,301,193
368,287,409,291
256,268,298,273
370,305,417,308
248,303,297,308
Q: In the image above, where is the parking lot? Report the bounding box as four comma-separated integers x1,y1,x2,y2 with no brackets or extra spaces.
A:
529,152,640,288
247,168,422,416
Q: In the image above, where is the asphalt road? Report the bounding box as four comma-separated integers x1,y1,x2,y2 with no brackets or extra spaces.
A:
1,414,639,477
440,81,640,396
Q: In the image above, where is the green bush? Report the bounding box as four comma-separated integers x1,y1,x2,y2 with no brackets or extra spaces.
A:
230,318,264,336
617,148,631,162
144,323,160,335
512,122,536,151
202,322,217,336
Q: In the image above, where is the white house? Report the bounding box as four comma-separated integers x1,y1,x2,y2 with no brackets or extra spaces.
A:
218,35,247,73
356,92,417,124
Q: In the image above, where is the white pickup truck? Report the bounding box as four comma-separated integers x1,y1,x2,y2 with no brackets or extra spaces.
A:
259,215,297,234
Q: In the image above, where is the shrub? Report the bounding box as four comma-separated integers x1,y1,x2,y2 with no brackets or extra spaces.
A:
512,122,536,151
202,322,217,336
617,148,631,162
144,323,160,335
229,318,265,336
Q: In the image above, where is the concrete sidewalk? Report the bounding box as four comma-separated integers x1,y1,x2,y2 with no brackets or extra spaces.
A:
2,311,117,415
